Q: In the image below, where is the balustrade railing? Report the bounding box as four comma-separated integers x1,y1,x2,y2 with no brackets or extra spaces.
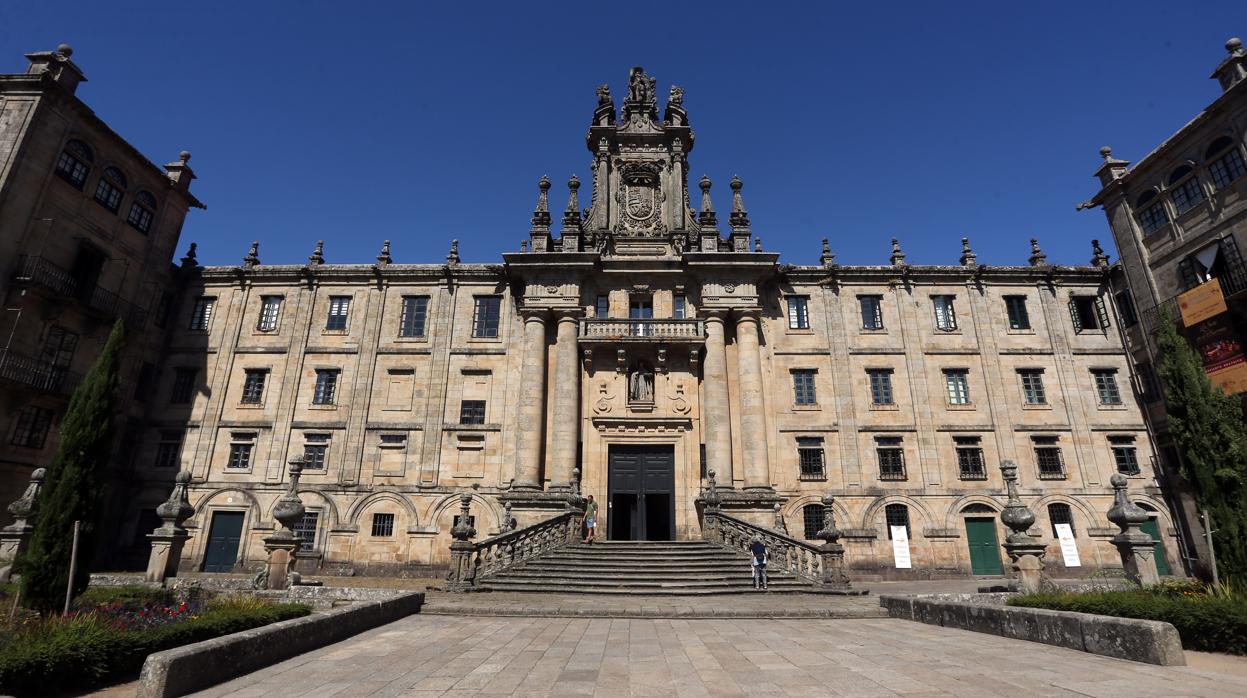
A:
704,509,825,584
0,348,82,396
12,255,147,329
447,508,582,590
579,318,705,341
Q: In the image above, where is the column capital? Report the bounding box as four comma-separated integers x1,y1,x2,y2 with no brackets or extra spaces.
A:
732,307,764,323
519,307,551,322
553,308,585,322
702,309,729,323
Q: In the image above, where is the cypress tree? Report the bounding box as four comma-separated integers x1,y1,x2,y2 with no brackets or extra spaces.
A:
1155,310,1247,580
18,319,125,611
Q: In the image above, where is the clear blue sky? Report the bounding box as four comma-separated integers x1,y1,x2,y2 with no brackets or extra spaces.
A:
4,1,1246,267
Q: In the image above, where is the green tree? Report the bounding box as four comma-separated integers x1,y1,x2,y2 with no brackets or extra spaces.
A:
1155,309,1247,580
18,320,125,611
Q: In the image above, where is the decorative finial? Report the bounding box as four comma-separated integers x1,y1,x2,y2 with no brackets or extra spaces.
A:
270,455,307,539
669,85,684,108
1107,473,1150,532
815,492,842,545
698,175,717,226
450,493,476,542
308,240,325,266
959,236,977,266
520,240,528,253
1228,37,1244,54
179,150,191,163
728,175,750,244
596,84,611,105
1099,146,1113,160
820,238,836,267
180,242,199,269
376,240,392,265
890,238,906,266
446,239,460,265
754,237,762,252
998,459,1038,544
56,44,73,57
704,468,721,510
773,502,787,534
1028,238,1048,266
243,241,260,268
1090,239,1110,268
562,174,582,228
530,175,552,234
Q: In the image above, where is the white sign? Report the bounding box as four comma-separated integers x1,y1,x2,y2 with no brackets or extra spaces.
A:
890,526,912,569
1055,523,1081,567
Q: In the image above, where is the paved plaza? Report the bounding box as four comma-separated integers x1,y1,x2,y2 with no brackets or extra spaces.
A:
189,614,1247,698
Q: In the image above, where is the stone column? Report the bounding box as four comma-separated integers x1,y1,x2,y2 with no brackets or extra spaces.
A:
702,313,733,486
515,309,550,489
0,467,45,583
549,311,581,490
1107,474,1162,587
735,309,771,489
145,470,195,584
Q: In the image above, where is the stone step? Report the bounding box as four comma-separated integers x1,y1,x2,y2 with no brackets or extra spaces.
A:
477,581,810,595
539,550,747,560
495,567,799,580
515,561,774,573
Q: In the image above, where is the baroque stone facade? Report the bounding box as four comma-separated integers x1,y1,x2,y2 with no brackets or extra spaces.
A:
122,68,1175,580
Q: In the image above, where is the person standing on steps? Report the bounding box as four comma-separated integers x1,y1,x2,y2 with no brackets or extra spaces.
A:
582,494,598,544
750,536,769,590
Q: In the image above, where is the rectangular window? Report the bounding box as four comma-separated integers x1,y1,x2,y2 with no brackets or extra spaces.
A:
867,369,894,405
171,368,198,404
1170,176,1205,215
399,296,429,337
459,400,486,425
9,406,53,449
792,369,817,406
673,295,686,319
595,294,609,318
472,296,502,338
313,369,339,405
787,296,810,329
955,436,986,480
1139,201,1169,234
41,325,78,368
94,179,122,213
188,297,215,331
1111,436,1140,475
326,296,350,331
1093,369,1122,405
371,512,395,537
1210,148,1246,190
257,296,282,331
303,433,329,470
932,295,957,331
1033,436,1065,479
1018,369,1046,405
859,295,883,330
944,369,970,405
876,437,906,480
1069,296,1109,333
154,431,183,469
127,202,153,233
293,511,319,553
797,437,825,479
227,442,254,470
241,369,268,404
1114,291,1138,328
1004,295,1031,330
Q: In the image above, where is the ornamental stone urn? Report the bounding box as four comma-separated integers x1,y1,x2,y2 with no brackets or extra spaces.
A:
701,469,723,544
814,492,857,593
260,455,306,590
0,467,45,583
447,494,478,591
999,460,1047,593
145,470,195,583
1107,474,1161,587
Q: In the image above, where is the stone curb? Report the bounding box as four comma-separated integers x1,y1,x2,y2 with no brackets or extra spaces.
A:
137,591,425,698
878,594,1185,666
422,605,886,619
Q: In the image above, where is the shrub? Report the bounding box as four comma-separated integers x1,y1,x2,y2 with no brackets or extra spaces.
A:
75,585,173,608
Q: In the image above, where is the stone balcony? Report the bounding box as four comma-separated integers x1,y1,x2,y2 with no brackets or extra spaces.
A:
577,318,705,344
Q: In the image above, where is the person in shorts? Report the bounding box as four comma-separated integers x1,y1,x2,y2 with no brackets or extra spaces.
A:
582,494,598,544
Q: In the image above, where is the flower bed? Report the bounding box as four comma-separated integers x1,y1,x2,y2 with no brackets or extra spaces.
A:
1009,580,1247,655
0,585,310,696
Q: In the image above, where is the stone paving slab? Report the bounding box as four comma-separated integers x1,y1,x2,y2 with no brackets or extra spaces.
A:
422,590,886,619
190,615,1247,697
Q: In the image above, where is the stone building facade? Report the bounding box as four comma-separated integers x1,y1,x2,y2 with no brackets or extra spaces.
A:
125,68,1176,580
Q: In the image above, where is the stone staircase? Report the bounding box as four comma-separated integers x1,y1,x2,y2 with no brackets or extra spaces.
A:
476,540,813,595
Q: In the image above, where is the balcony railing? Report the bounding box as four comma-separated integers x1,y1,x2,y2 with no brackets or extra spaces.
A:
12,255,147,329
578,318,705,342
1140,261,1247,335
0,348,82,396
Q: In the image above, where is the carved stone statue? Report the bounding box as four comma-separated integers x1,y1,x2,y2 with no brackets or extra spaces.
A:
629,363,654,402
596,84,611,105
669,85,684,107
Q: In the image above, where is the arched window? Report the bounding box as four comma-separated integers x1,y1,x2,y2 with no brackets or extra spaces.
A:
1168,165,1205,214
127,190,157,233
1048,503,1075,538
1206,136,1236,160
94,166,127,214
1168,166,1193,185
1135,190,1169,234
54,139,93,189
884,503,910,539
802,504,824,540
960,503,995,514
1207,136,1247,190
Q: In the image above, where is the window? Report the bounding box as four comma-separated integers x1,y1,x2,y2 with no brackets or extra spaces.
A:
188,297,215,331
54,139,93,189
171,368,197,404
1069,296,1109,333
472,296,502,337
313,369,339,405
1169,166,1205,215
1004,296,1030,330
944,369,970,405
371,513,395,537
1033,436,1065,479
955,436,986,480
241,369,268,404
699,444,707,480
127,191,156,233
1136,191,1169,234
1177,236,1244,291
932,295,957,331
787,296,810,329
797,437,825,479
885,503,911,539
459,400,486,425
41,325,78,369
293,511,319,553
227,441,254,470
93,166,127,213
673,294,686,319
792,369,817,406
399,296,429,337
876,437,906,480
1208,137,1246,190
154,431,183,469
867,369,894,405
1048,503,1075,538
326,296,350,331
257,296,282,331
595,294,609,318
1093,369,1122,405
303,433,329,470
802,504,825,540
859,295,883,330
1111,436,1140,475
1115,291,1137,328
10,406,53,449
1018,369,1046,405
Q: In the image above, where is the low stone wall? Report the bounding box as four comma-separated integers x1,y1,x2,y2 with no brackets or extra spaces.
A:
137,591,425,698
879,594,1185,666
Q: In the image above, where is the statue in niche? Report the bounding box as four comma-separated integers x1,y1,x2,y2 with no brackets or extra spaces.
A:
629,362,654,403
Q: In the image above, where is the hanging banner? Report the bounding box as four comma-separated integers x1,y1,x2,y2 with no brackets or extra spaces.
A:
1178,277,1228,327
890,526,912,569
1054,523,1081,567
1192,315,1247,395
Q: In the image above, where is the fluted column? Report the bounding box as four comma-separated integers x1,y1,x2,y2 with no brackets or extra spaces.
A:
702,312,733,486
549,311,582,489
514,309,549,489
736,309,771,489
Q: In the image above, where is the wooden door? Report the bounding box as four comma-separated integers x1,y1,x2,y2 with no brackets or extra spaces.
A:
965,517,1004,575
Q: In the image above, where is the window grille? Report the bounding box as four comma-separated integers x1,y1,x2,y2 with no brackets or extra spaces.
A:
459,400,486,425
876,437,906,480
9,407,53,449
955,437,986,479
802,504,825,540
293,511,319,552
371,513,395,537
1033,436,1065,479
241,369,268,404
154,431,184,469
171,368,198,404
1048,503,1075,538
885,504,910,539
797,437,825,479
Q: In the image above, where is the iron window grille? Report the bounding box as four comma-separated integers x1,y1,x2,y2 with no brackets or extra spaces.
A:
1048,503,1075,538
787,296,810,329
792,369,817,405
932,295,958,331
257,296,282,331
371,513,395,537
1093,369,1122,405
241,369,268,404
127,191,156,233
1018,369,1047,405
399,296,429,337
93,167,126,213
188,297,215,331
944,369,970,405
802,504,825,540
472,296,502,337
955,437,986,480
1110,436,1140,474
293,511,319,552
313,369,339,405
1004,295,1031,330
1069,296,1110,333
1209,138,1246,190
227,442,254,470
459,400,486,425
54,139,93,189
885,504,911,539
326,296,351,331
876,437,906,480
9,406,53,449
154,431,183,469
797,437,826,479
1033,437,1065,479
867,369,894,405
859,295,884,330
171,368,198,404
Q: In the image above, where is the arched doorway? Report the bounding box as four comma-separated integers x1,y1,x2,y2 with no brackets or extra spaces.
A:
961,503,1003,575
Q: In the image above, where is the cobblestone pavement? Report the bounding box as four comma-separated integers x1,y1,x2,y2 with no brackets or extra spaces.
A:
192,615,1247,697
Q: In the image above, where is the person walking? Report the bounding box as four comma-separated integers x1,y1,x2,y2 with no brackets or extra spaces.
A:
582,494,598,544
750,536,768,590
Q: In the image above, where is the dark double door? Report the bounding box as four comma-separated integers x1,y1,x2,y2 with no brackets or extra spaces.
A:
608,445,675,541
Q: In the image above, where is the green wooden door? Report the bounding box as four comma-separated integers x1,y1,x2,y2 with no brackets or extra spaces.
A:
965,517,1004,575
203,511,244,572
1140,518,1171,576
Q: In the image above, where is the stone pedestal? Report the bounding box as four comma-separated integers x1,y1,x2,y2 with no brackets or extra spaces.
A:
815,493,859,594
1107,474,1161,587
261,537,300,591
143,470,196,584
0,467,44,583
446,494,478,592
257,456,307,590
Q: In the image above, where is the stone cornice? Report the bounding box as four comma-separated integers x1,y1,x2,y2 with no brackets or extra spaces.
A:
784,264,1110,285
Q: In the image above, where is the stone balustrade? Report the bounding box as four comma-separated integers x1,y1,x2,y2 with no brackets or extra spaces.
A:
578,318,705,342
448,506,583,591
705,509,825,584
